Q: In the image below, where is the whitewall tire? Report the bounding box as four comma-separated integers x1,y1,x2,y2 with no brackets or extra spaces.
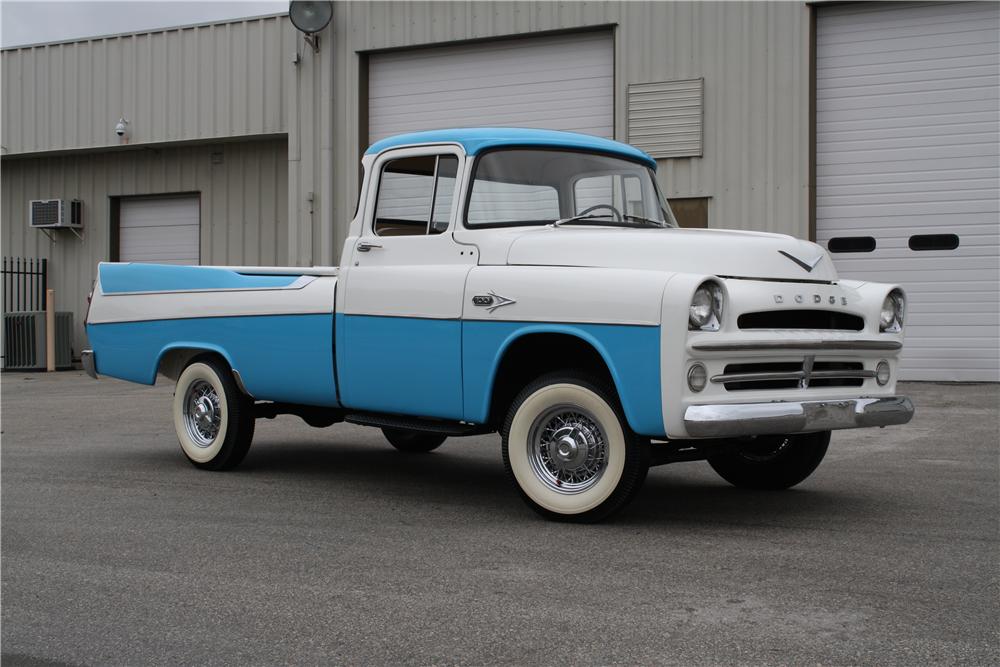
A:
173,357,254,471
501,373,649,522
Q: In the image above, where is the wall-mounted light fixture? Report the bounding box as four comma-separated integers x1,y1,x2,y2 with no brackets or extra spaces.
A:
289,1,332,54
114,116,130,143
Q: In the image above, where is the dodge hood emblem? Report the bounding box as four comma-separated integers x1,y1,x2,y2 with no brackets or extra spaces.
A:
779,250,824,272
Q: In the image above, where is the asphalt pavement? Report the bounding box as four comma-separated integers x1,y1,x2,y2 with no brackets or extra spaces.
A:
2,372,997,665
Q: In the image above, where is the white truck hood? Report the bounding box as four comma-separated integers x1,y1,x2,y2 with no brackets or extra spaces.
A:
504,227,838,282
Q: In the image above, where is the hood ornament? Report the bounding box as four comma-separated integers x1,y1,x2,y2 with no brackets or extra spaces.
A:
779,250,824,272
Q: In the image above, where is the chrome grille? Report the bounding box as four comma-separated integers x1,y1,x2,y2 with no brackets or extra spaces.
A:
713,358,871,391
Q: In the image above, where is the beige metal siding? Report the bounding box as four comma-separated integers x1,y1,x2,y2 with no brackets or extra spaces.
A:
312,1,811,265
0,15,293,155
627,78,704,158
0,138,288,354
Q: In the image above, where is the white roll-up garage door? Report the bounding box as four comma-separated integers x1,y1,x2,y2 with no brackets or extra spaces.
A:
368,31,613,144
816,2,999,381
119,196,200,265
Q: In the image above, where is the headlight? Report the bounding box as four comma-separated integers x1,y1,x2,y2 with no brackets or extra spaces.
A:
879,290,904,333
689,282,723,331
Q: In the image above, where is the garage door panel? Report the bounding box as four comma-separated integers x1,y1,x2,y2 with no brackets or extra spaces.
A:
817,2,999,381
369,32,613,143
817,131,997,156
817,155,998,178
817,99,998,127
120,196,200,265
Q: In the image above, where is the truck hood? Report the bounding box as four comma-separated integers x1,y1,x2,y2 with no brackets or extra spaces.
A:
505,227,838,282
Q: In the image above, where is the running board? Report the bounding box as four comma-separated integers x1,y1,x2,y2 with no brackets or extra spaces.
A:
345,413,491,437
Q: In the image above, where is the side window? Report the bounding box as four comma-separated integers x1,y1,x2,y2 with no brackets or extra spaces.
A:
374,155,458,237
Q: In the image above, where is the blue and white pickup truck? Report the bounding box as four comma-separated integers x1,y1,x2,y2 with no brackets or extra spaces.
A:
84,128,914,522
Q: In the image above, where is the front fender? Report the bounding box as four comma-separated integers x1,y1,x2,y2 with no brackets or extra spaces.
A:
462,321,665,437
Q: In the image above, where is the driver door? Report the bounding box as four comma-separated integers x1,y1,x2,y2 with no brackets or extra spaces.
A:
338,146,475,420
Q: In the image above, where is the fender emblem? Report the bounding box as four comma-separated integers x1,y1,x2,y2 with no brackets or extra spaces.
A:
779,250,824,272
473,291,516,313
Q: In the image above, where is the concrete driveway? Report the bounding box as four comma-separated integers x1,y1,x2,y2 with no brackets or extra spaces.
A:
2,373,997,665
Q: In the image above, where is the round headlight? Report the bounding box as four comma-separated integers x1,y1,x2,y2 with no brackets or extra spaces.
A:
880,290,905,333
879,298,895,329
875,360,891,386
689,288,713,328
687,363,707,392
689,282,723,331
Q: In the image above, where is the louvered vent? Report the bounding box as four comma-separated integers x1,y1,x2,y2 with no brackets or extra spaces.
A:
627,78,704,159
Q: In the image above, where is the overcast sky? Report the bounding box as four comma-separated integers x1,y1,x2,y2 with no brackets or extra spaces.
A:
1,1,289,48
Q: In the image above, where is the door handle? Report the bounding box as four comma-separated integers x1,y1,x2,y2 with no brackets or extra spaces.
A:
357,241,383,252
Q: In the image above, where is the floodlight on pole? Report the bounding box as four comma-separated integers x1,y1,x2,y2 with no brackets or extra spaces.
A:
289,1,333,53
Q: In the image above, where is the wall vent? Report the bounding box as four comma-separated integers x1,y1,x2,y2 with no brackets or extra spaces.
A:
2,312,73,370
627,78,704,159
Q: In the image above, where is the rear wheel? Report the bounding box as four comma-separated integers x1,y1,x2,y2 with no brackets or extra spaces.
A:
707,431,830,490
501,373,649,523
173,357,254,470
381,427,447,453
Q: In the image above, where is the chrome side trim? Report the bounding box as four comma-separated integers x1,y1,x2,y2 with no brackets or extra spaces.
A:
711,369,876,384
81,349,98,379
692,340,902,352
683,396,914,438
102,275,317,297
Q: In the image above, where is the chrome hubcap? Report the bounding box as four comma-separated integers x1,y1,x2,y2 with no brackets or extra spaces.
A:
528,406,608,494
183,380,222,447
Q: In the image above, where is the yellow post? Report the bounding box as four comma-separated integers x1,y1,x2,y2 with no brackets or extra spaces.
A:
46,288,55,372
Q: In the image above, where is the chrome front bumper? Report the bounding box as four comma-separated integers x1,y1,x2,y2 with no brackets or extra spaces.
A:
81,349,98,379
683,396,914,438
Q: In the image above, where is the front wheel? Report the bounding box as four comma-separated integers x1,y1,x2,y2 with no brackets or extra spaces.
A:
173,357,255,470
707,431,830,490
501,373,649,523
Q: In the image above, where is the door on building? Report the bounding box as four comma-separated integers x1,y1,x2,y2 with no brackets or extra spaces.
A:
367,31,614,142
815,1,999,381
117,195,200,265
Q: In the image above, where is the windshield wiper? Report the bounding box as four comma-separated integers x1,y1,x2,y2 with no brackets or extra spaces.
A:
622,215,667,228
551,213,667,229
551,213,620,227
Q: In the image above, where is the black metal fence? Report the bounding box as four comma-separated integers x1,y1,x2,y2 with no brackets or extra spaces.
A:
2,257,48,312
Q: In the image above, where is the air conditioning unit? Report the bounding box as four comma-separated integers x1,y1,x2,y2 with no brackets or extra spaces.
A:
2,312,73,370
29,199,82,229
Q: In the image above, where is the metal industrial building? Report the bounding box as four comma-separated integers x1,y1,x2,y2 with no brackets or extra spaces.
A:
1,1,997,381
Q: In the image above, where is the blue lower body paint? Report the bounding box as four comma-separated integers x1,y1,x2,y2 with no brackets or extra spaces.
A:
462,321,664,437
87,314,338,406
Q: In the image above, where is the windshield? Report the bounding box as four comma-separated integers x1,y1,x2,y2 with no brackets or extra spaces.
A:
466,149,677,228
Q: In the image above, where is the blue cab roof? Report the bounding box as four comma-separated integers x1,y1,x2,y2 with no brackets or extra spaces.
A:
365,128,657,169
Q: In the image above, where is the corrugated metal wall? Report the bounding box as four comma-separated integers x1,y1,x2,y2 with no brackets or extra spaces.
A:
0,15,292,155
1,139,288,353
315,1,811,264
1,3,812,283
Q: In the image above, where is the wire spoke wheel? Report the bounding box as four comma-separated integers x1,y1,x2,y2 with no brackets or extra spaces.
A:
502,374,649,522
182,379,222,447
527,405,609,494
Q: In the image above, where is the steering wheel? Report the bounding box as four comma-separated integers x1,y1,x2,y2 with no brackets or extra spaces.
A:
578,203,623,222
